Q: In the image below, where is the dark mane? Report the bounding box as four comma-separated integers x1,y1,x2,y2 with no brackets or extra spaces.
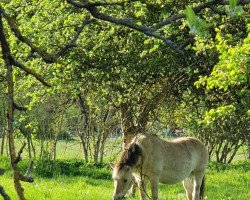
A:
117,143,142,171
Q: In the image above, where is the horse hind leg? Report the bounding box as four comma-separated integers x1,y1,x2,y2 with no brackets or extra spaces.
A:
192,171,205,200
183,176,193,200
150,176,159,200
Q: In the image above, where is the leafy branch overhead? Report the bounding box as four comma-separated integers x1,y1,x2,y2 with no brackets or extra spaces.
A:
0,7,94,87
67,0,249,50
0,0,249,86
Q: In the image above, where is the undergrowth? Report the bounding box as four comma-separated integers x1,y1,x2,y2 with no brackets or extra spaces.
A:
1,156,249,179
0,156,111,179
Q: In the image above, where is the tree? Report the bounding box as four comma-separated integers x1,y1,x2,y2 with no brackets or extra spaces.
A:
194,22,250,162
0,0,249,198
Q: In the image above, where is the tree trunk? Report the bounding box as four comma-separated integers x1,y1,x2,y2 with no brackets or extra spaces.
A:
93,135,101,164
0,13,27,200
51,114,64,161
0,95,6,155
39,132,45,160
99,132,107,163
227,141,243,164
30,136,36,159
80,135,89,163
0,130,5,155
247,137,250,159
120,86,165,146
52,140,57,161
120,103,137,146
27,133,32,159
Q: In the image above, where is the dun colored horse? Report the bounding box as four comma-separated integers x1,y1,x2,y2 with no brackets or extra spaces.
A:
112,134,208,200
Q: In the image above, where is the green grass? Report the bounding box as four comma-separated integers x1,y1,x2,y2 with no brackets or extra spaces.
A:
1,175,113,200
0,139,249,199
0,159,249,200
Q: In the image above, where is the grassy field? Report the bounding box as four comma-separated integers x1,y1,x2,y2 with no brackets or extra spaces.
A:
0,159,249,200
0,139,249,200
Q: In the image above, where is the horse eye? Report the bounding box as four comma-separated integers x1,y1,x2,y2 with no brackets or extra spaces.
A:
124,179,127,183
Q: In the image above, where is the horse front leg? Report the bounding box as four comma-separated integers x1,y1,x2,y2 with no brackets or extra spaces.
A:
138,179,148,200
127,182,137,197
150,177,159,200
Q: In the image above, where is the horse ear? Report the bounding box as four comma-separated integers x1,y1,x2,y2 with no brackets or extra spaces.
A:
109,163,115,169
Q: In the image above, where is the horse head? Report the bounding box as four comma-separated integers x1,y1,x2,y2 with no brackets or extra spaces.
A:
112,164,133,200
112,143,142,200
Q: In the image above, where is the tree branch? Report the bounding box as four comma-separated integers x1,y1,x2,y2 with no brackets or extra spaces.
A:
151,0,221,30
11,57,51,87
0,7,94,63
67,0,183,53
209,6,227,15
10,57,52,87
12,144,34,183
67,0,138,8
17,160,34,183
220,0,250,5
0,10,51,87
151,0,250,30
67,0,249,53
13,102,27,111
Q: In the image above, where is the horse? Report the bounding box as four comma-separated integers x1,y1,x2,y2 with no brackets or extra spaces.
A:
112,134,209,200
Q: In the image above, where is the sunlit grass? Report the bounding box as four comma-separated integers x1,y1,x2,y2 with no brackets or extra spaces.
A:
1,175,113,200
0,139,249,199
1,161,249,200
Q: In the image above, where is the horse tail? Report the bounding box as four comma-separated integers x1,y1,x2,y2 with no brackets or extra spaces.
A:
200,175,205,200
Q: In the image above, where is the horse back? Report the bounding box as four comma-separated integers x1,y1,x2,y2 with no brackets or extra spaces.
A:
172,137,209,168
134,135,208,183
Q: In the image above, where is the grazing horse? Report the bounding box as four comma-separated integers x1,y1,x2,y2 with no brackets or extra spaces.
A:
112,134,208,200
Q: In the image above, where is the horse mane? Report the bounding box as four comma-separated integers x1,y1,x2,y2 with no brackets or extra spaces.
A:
117,143,142,171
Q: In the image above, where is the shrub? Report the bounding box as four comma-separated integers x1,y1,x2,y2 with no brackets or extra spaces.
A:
34,159,111,179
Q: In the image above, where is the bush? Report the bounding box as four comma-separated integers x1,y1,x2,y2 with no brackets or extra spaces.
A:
0,156,112,179
34,159,111,179
208,160,250,172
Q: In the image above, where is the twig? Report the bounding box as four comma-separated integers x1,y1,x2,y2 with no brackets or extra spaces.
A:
13,102,27,111
24,160,34,177
13,143,26,164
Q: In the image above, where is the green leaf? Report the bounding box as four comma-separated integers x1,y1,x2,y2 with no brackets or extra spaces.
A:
185,6,212,36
